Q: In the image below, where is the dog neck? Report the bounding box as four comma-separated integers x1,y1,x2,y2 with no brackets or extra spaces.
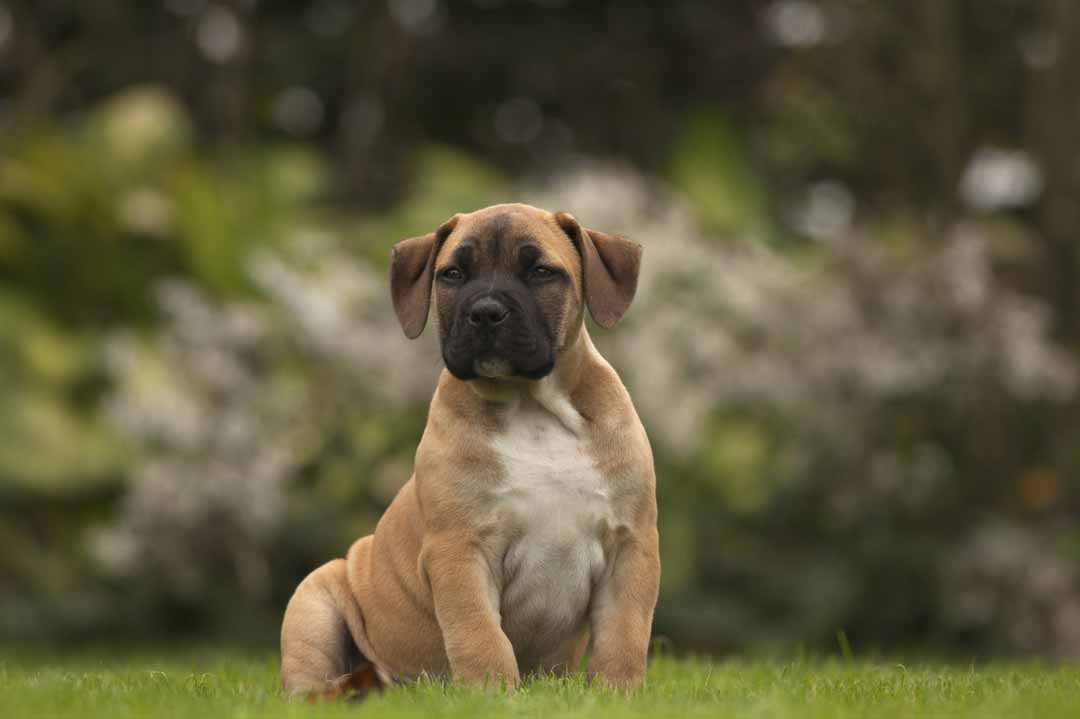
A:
450,325,597,435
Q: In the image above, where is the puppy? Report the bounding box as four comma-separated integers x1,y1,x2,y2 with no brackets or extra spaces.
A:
281,203,659,696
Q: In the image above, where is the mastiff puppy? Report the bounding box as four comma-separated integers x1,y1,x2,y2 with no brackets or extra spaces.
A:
280,203,660,696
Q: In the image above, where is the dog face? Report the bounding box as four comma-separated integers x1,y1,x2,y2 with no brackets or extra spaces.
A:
431,208,579,380
390,203,641,381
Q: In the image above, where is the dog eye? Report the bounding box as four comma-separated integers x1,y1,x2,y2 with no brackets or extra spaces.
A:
530,266,556,279
440,267,464,282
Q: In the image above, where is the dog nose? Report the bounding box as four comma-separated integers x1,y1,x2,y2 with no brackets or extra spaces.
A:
468,297,509,327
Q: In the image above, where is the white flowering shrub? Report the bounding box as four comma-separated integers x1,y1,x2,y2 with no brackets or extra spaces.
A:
97,234,439,610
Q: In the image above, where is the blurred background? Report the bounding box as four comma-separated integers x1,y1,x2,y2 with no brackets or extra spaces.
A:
3,0,1080,660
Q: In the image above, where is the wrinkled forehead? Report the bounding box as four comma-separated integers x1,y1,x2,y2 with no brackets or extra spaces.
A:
436,208,581,276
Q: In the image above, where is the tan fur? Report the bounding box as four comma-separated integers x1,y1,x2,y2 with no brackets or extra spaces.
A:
281,203,659,697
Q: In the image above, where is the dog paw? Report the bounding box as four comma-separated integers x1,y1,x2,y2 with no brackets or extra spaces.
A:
307,663,387,702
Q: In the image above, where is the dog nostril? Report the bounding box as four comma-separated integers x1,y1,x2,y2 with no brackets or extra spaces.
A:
468,298,509,326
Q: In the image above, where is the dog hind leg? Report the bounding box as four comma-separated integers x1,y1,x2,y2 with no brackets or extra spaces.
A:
280,558,383,699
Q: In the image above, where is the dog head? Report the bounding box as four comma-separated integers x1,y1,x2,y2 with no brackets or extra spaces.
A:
390,203,641,381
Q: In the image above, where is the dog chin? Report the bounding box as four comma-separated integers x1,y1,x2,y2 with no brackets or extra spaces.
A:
474,357,515,378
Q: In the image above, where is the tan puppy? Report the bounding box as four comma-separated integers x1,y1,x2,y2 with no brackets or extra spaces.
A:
280,203,659,696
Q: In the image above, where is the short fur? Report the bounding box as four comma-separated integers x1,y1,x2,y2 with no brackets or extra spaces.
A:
281,203,659,697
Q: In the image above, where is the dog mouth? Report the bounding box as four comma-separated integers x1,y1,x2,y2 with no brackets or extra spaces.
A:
443,346,554,381
442,339,555,382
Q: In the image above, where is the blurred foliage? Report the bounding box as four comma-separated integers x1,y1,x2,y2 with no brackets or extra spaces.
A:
669,110,775,243
3,0,1080,662
0,289,122,494
0,86,327,323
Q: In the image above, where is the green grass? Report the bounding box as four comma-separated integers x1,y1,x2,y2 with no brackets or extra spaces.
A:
3,650,1080,719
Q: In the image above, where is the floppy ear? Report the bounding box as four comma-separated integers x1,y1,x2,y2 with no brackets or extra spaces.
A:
390,215,460,338
554,212,642,328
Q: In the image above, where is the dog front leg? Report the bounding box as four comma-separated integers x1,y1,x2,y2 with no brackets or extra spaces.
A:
587,526,661,691
421,538,520,687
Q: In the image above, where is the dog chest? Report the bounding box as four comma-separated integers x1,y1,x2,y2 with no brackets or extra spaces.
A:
487,406,616,646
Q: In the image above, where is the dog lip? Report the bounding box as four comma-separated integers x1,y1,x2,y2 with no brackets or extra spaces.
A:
442,357,477,380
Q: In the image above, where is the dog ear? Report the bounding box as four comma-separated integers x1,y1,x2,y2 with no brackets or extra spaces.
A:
390,215,460,338
554,212,642,328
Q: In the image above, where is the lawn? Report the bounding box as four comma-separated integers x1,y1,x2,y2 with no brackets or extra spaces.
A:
3,650,1079,719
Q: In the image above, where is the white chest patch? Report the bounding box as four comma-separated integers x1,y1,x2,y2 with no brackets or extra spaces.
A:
486,403,615,664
